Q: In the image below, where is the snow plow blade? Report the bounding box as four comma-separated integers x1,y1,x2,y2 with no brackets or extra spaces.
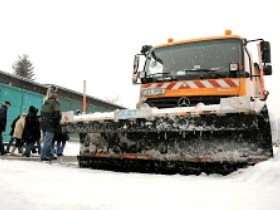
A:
61,103,273,174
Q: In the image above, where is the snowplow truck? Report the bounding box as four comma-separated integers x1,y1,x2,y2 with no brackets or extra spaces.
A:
61,30,273,174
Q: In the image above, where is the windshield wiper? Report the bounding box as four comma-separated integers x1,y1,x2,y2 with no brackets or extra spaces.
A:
148,72,171,78
147,72,174,82
182,69,225,78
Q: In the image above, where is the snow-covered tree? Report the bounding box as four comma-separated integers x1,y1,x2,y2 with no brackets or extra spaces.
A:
12,54,35,80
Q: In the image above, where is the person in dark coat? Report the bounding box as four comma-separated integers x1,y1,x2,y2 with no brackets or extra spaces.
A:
0,101,11,155
54,125,69,156
40,88,61,161
23,106,41,157
32,115,42,155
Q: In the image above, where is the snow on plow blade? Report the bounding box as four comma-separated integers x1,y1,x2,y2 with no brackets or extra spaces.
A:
61,99,273,174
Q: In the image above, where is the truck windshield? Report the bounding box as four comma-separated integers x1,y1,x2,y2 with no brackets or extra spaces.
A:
144,39,243,80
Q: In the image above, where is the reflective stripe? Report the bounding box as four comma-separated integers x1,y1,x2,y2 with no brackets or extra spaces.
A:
161,82,170,88
201,80,214,88
172,81,183,90
216,79,230,88
188,81,199,89
142,79,239,90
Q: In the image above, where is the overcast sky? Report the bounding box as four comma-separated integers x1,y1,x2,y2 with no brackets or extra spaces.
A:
0,0,279,115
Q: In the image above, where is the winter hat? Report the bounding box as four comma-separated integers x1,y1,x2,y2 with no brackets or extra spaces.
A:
29,105,38,114
2,101,11,107
5,101,11,106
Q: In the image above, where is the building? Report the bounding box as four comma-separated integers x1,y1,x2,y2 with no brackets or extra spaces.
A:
0,70,123,142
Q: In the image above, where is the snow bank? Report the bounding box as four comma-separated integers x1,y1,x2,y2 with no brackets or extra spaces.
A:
0,145,280,210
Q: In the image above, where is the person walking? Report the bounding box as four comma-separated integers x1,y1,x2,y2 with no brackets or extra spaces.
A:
40,88,61,161
33,115,42,155
54,125,69,156
10,113,26,155
6,115,20,153
0,101,11,155
23,106,41,157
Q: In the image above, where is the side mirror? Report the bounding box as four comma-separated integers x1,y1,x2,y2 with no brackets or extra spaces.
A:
133,55,140,74
260,41,271,63
263,65,272,76
141,45,153,54
132,55,140,84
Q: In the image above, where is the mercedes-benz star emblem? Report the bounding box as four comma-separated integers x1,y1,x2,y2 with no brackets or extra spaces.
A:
177,97,191,107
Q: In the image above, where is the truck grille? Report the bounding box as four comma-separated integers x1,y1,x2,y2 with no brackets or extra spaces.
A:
145,96,229,109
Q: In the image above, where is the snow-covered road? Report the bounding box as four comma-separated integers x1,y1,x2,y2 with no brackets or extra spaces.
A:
0,143,280,210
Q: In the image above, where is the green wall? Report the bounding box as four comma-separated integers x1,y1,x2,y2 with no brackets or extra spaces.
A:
0,83,110,142
0,83,43,142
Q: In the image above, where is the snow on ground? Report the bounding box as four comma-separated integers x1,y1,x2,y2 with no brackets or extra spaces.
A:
62,140,80,156
0,143,280,210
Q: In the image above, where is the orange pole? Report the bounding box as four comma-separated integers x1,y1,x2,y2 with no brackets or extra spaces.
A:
83,80,87,113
